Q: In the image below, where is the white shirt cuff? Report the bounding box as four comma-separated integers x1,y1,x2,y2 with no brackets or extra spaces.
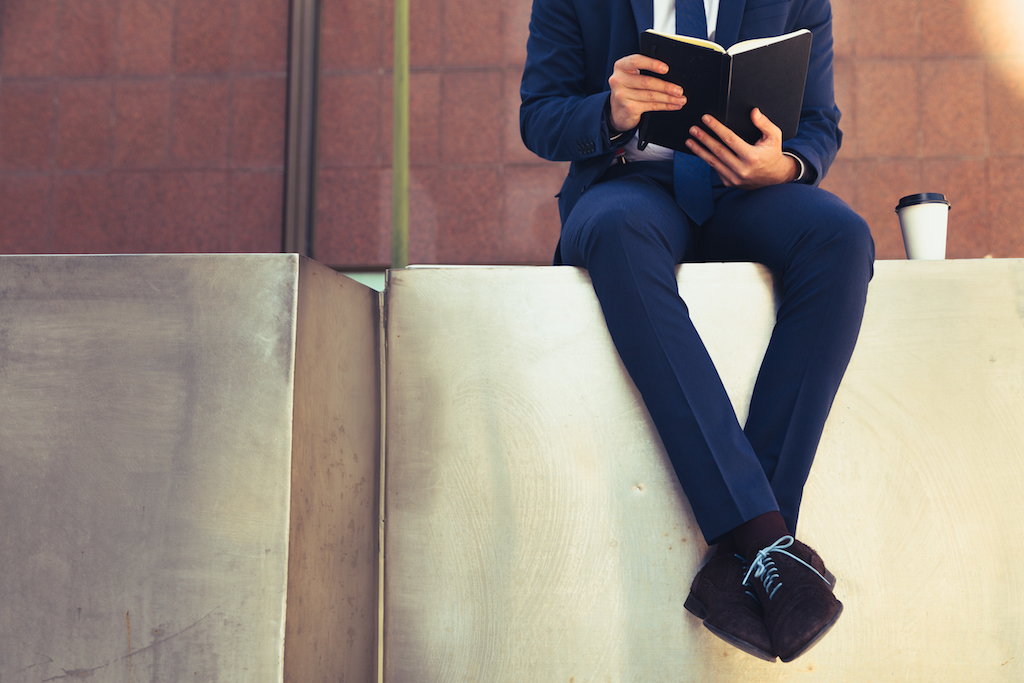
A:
783,151,807,182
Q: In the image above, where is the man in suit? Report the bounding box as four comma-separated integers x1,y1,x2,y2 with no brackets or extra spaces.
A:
520,0,874,664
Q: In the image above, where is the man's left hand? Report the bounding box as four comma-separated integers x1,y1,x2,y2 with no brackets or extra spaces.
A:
685,108,799,190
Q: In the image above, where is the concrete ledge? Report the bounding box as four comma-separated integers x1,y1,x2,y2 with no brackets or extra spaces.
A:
0,255,380,682
383,260,1024,682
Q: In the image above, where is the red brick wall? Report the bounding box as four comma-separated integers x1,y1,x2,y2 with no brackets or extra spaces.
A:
2,0,1023,263
313,0,1024,265
0,0,289,254
313,0,566,266
824,0,1024,258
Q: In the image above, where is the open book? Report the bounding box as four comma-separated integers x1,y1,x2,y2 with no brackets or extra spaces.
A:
637,28,812,153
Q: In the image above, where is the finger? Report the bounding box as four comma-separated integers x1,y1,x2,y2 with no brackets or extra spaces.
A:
610,79,685,114
688,120,740,165
615,53,671,76
608,87,684,131
626,84,685,106
685,136,740,186
613,70,685,99
612,54,685,100
698,114,747,155
750,108,782,141
611,86,684,116
609,67,685,110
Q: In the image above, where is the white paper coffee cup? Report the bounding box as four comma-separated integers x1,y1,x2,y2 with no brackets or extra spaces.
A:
895,193,950,260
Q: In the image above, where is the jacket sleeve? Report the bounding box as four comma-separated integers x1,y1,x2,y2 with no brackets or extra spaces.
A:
780,0,842,186
519,0,619,162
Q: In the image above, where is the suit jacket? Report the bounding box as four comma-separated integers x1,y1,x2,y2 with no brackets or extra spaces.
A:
519,0,842,227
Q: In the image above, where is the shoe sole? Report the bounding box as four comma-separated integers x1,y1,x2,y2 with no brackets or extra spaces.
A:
778,599,844,663
684,593,778,663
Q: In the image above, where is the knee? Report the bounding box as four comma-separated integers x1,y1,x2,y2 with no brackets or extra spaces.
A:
806,202,875,283
562,207,630,267
568,199,684,267
581,203,636,249
834,210,875,278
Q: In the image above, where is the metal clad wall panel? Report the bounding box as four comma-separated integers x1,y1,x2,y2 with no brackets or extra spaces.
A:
285,258,381,681
383,261,1024,682
0,254,380,682
0,255,298,680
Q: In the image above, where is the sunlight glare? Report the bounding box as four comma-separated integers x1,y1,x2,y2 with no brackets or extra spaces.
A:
971,0,1024,98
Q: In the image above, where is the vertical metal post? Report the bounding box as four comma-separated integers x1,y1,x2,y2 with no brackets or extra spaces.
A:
391,0,410,269
284,0,321,257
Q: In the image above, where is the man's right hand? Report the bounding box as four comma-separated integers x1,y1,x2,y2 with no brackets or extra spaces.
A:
607,54,686,133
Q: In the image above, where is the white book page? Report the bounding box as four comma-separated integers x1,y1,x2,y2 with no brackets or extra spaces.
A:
726,28,811,55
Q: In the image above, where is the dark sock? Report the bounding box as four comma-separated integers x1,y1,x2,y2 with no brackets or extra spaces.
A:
731,511,789,560
714,536,738,557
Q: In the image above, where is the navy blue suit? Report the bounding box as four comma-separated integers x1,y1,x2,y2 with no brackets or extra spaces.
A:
521,0,843,223
520,0,875,543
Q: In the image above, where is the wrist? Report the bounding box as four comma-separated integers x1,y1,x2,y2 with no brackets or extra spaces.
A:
782,151,808,183
605,98,633,142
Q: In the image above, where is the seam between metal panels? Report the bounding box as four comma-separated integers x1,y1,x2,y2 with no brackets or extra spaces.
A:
377,284,388,683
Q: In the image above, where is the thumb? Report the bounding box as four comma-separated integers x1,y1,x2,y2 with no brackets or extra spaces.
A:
751,108,781,144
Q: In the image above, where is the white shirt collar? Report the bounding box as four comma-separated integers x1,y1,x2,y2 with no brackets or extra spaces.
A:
654,0,720,42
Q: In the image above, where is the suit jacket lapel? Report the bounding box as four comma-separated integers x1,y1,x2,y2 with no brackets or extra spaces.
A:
628,0,654,37
715,0,746,47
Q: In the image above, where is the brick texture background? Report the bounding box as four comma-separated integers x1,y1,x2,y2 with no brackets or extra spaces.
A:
2,0,1023,264
0,0,288,254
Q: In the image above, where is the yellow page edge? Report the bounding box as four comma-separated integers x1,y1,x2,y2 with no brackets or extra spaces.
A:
644,28,811,56
644,29,725,53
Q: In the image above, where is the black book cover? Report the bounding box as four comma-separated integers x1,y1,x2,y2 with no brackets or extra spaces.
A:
637,29,812,153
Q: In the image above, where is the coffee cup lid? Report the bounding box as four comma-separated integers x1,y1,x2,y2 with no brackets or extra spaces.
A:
895,193,950,212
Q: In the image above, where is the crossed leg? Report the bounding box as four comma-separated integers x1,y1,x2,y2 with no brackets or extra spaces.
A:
558,163,874,662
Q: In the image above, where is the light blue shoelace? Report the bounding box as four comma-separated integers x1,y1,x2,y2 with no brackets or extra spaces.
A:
741,536,833,600
735,554,760,602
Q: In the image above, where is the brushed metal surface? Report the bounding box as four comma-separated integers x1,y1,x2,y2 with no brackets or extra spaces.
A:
0,254,380,682
383,261,1024,682
285,258,381,682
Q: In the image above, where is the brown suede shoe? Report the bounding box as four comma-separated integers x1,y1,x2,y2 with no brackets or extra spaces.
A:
789,538,836,588
743,536,843,662
685,553,776,661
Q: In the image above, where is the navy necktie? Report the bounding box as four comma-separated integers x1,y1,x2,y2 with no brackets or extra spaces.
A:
674,0,714,225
